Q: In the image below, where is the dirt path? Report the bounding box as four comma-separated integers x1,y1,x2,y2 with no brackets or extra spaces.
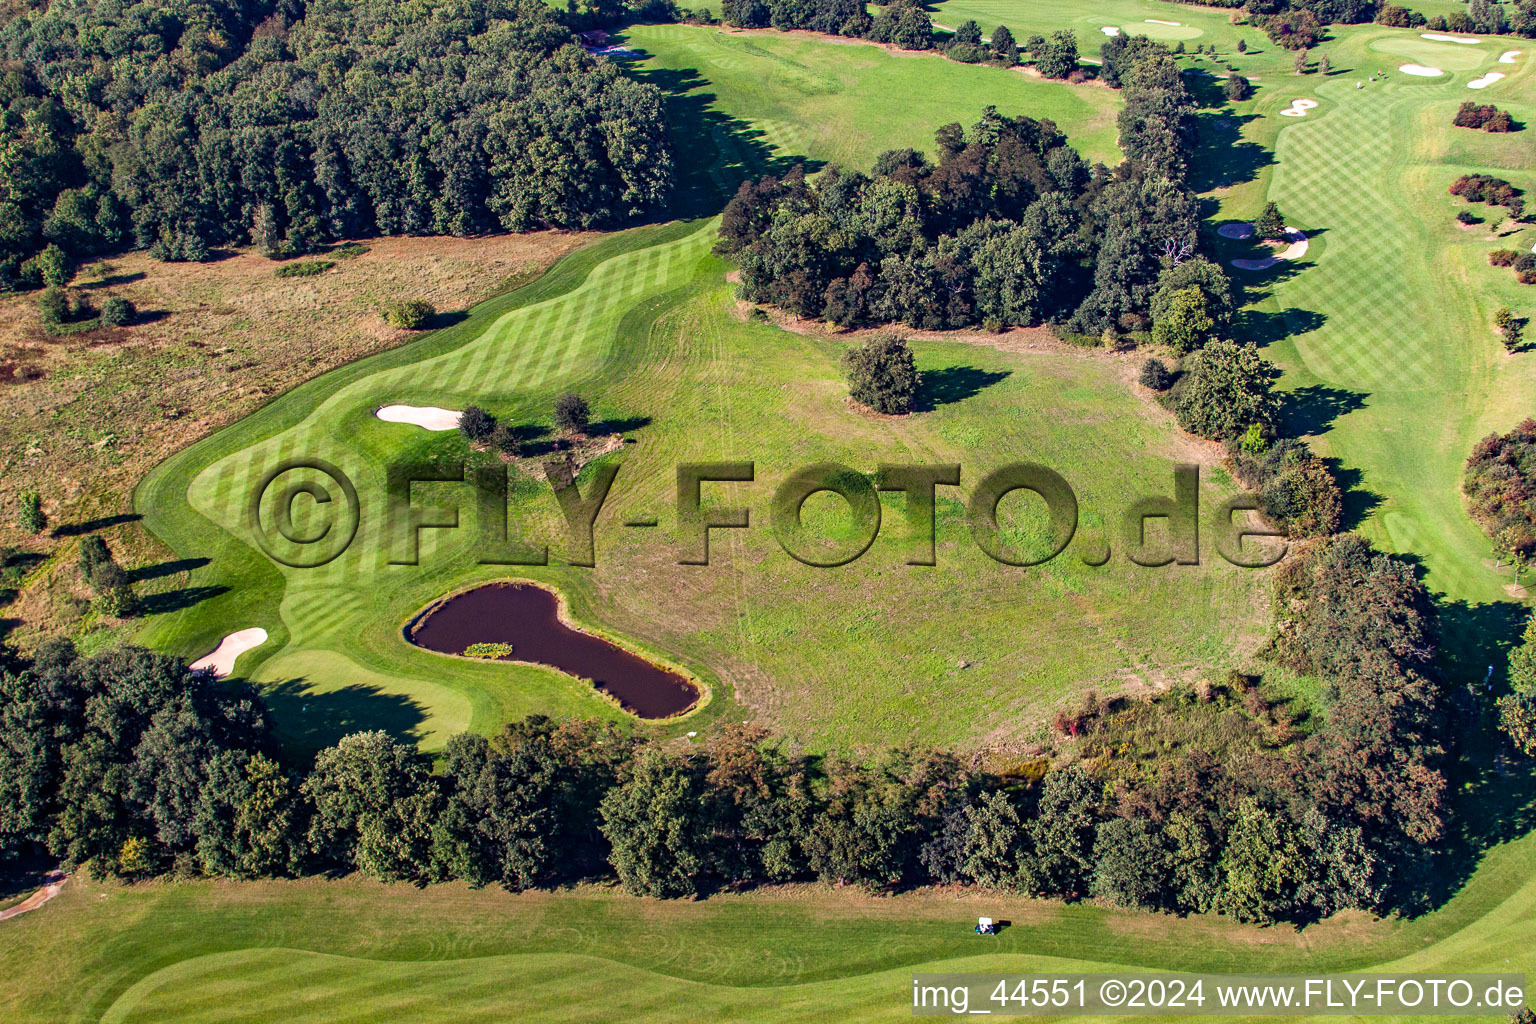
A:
0,873,68,922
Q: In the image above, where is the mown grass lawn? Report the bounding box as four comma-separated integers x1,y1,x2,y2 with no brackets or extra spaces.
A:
1189,19,1536,672
0,827,1528,1022
135,216,1271,756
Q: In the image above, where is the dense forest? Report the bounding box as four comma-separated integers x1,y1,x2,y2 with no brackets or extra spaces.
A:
0,534,1470,924
716,47,1202,337
0,0,674,283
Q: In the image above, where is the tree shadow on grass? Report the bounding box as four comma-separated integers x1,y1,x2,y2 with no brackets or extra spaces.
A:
262,677,430,766
1190,111,1273,192
1402,597,1536,916
128,556,211,584
589,414,653,435
1322,459,1383,532
138,584,230,616
1281,383,1367,436
51,512,141,538
616,53,824,219
917,366,1011,411
1235,307,1326,348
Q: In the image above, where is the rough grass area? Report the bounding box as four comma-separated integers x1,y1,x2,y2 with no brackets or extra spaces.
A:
0,827,1532,1022
129,217,1273,756
0,232,592,650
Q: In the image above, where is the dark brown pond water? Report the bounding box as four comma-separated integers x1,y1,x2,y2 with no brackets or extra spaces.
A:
407,582,700,719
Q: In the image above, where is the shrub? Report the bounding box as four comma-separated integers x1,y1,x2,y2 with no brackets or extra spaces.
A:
554,393,592,434
79,535,112,577
17,491,45,534
1450,174,1523,211
1454,102,1518,132
100,297,135,326
1457,211,1480,226
946,42,986,64
1464,419,1536,558
331,243,370,258
459,405,497,441
842,334,921,414
38,287,69,325
274,260,333,279
1224,74,1253,101
490,422,525,456
1139,357,1173,391
463,642,514,659
1491,250,1520,267
383,299,435,329
1230,438,1343,537
1169,338,1281,442
24,244,75,287
1237,38,1247,52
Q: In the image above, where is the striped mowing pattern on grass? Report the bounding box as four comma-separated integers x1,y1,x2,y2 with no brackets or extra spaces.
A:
1268,88,1449,392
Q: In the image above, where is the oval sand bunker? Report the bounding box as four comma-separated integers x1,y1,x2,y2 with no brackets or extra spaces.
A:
408,582,701,719
1500,51,1521,64
191,627,269,678
377,405,462,431
1469,71,1505,89
1399,64,1445,76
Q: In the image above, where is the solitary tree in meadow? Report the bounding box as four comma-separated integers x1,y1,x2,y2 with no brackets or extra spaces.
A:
843,334,921,414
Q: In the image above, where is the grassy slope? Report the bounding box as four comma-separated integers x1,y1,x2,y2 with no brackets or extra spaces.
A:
135,213,1269,756
0,828,1527,1022
620,24,1125,169
1183,19,1536,672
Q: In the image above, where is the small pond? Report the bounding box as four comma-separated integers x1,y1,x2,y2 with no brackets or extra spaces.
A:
407,582,700,719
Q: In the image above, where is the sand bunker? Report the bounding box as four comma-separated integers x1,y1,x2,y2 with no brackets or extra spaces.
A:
1500,51,1521,64
1217,222,1255,239
376,405,462,430
1279,98,1319,117
1230,227,1309,271
1146,19,1181,26
0,873,68,923
1101,26,1120,35
190,628,269,678
1469,71,1506,88
1399,64,1444,77
1421,33,1479,44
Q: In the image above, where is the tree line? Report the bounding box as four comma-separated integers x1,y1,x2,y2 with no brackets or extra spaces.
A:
0,0,673,286
0,533,1451,924
717,43,1204,336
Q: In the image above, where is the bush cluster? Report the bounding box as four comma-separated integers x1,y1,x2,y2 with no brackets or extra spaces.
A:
1229,438,1343,537
1464,418,1536,560
1453,102,1517,133
382,299,435,329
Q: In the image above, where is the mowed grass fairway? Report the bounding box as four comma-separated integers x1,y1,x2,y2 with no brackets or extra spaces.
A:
1196,21,1536,619
136,214,1268,754
622,24,1124,170
0,829,1528,1022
